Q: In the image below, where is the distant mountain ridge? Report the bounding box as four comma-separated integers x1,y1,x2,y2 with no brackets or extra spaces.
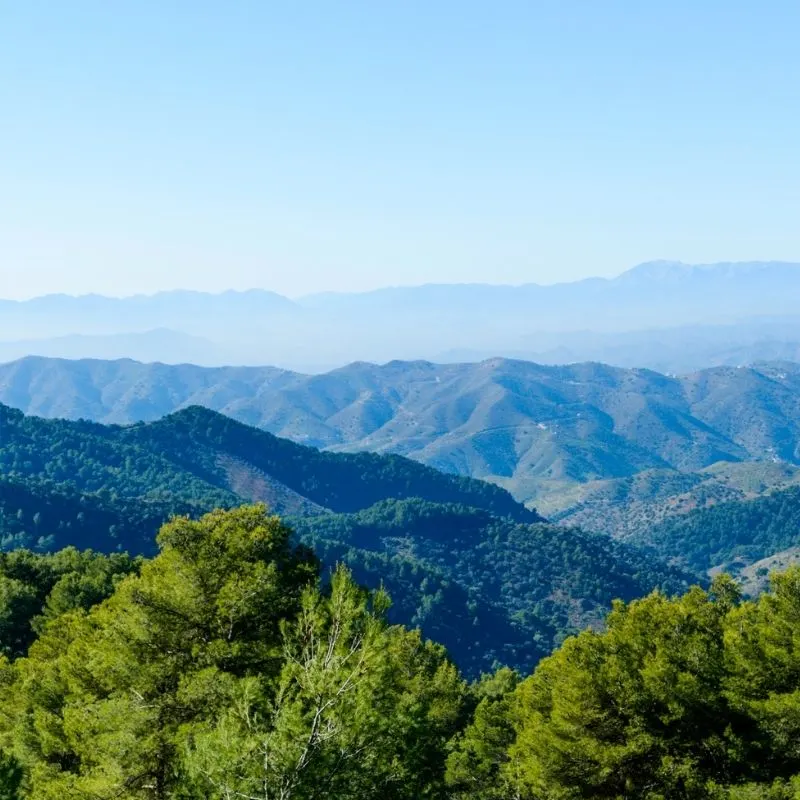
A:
3,356,800,514
3,261,800,370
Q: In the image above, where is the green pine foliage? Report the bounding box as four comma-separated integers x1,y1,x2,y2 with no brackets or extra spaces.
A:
0,547,139,658
0,506,464,799
2,506,800,797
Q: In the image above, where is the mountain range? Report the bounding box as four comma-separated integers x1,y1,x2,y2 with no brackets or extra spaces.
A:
4,355,800,529
4,261,800,371
0,401,698,677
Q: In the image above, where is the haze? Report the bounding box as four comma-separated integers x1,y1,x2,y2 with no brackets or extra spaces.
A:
3,2,800,299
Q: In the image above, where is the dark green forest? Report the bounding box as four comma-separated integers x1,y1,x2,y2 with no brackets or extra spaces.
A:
2,506,800,798
0,402,534,522
292,498,695,674
0,403,695,678
634,485,800,573
0,477,693,679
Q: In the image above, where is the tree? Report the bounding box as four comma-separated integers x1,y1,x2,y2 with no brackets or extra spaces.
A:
507,578,753,799
0,750,21,800
185,565,465,800
6,506,318,799
445,667,519,800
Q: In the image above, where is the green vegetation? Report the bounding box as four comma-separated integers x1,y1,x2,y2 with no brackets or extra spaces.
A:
447,570,800,799
0,478,693,678
0,402,535,520
0,476,174,555
0,507,463,799
6,357,800,513
0,546,139,658
2,506,800,798
553,462,800,541
0,402,536,554
128,405,537,518
4,402,683,679
292,498,696,676
634,485,800,574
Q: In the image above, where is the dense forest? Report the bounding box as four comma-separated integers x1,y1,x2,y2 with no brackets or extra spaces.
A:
292,498,696,675
1,403,704,678
0,480,695,679
0,476,179,554
2,506,800,798
0,402,535,549
634,485,800,573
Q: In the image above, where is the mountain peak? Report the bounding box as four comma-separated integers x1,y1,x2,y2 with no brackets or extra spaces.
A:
618,261,694,281
619,260,800,282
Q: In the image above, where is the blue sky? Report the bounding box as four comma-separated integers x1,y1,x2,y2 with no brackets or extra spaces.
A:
1,1,799,298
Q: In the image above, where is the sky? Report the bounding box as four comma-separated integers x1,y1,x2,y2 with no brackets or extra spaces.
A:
1,1,799,299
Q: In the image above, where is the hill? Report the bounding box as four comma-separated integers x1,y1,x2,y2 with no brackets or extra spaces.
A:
0,483,696,678
549,461,800,538
0,402,535,555
4,357,800,524
626,483,800,578
291,498,697,675
0,476,173,554
0,403,704,677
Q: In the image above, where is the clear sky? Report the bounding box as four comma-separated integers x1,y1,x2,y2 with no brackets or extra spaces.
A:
1,1,799,299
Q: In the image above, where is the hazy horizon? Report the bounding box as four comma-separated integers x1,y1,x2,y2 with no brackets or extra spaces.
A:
4,259,800,302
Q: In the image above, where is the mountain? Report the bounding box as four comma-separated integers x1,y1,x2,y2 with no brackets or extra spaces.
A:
0,329,228,366
0,402,534,552
0,402,700,677
5,262,800,370
436,316,800,375
298,262,800,330
291,497,696,675
0,289,297,340
4,357,800,522
548,461,800,539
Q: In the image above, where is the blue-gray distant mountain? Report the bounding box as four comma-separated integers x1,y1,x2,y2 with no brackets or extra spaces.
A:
3,262,800,370
0,289,297,341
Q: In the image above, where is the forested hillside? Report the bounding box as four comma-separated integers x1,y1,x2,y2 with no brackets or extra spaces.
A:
2,506,800,798
4,357,800,524
0,477,172,554
0,401,535,554
291,498,695,675
0,403,707,677
633,484,800,576
550,461,800,539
